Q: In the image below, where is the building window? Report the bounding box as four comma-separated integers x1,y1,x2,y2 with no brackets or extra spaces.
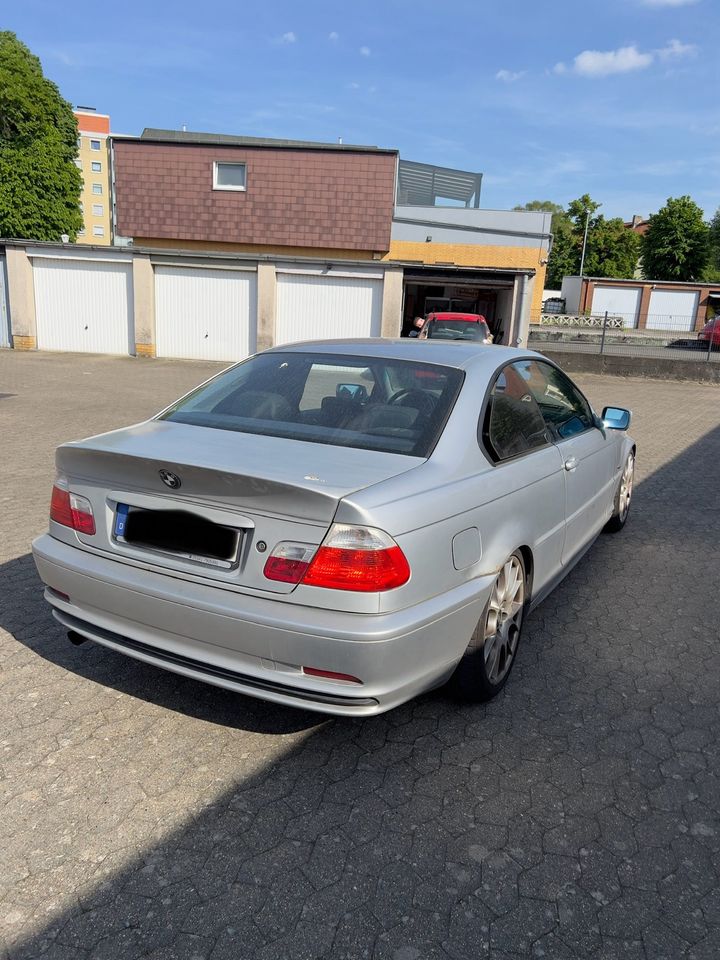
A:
79,202,84,213
92,183,103,195
74,159,82,169
213,161,247,191
90,139,101,151
92,203,103,216
91,161,102,172
77,228,86,236
93,225,105,237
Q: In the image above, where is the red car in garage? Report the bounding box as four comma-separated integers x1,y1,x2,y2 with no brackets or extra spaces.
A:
419,312,494,344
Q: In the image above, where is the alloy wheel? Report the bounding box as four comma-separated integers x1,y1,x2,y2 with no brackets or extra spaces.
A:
619,454,635,521
484,556,525,686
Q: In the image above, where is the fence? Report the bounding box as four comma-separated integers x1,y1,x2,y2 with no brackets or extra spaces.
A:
528,311,719,363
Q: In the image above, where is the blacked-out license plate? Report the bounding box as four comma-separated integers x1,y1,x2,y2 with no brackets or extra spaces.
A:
114,504,241,569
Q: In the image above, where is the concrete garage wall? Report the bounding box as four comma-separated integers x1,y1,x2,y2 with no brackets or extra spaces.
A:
5,246,37,350
3,241,531,361
542,349,720,385
3,242,402,359
0,257,10,348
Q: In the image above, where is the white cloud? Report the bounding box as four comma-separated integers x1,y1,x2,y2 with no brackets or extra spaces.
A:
348,81,361,89
359,46,371,57
657,38,697,59
572,44,653,76
274,31,296,45
328,31,339,41
641,0,699,6
495,69,525,82
555,38,697,76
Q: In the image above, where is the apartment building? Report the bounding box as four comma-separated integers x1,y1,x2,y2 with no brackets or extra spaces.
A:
73,108,112,245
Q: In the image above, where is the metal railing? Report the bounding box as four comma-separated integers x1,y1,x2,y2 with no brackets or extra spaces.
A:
529,312,719,362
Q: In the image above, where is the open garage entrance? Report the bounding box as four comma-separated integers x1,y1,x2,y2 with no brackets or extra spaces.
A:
401,267,519,344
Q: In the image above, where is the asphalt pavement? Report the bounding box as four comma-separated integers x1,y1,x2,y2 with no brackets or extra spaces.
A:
2,350,720,960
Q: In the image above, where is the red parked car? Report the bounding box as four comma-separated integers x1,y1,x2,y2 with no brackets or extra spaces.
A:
419,312,494,344
698,315,720,348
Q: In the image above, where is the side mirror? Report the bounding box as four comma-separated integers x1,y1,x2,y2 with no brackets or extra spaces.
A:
602,406,631,430
336,383,368,402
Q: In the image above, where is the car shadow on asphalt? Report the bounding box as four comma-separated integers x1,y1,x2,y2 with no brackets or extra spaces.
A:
3,423,720,959
0,551,330,737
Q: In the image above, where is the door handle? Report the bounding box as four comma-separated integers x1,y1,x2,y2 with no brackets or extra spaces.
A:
564,457,577,472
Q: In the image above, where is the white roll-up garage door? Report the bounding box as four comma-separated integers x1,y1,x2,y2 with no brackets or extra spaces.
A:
276,272,383,345
647,289,699,331
591,285,642,328
155,266,256,362
34,258,133,355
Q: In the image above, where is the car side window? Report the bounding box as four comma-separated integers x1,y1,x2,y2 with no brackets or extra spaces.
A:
482,362,550,463
513,360,595,441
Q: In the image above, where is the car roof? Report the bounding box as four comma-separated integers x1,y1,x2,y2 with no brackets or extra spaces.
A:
427,312,487,323
264,338,544,372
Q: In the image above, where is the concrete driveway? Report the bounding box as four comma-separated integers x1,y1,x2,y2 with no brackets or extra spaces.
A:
2,350,719,960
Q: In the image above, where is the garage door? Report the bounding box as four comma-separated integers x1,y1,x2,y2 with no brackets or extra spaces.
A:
647,289,699,331
276,272,383,345
34,258,133,354
591,286,642,328
155,266,256,362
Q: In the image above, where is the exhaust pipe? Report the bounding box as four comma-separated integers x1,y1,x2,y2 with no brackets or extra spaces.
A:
68,631,88,646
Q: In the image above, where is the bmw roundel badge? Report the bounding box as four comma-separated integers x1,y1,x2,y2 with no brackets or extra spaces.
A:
159,469,182,490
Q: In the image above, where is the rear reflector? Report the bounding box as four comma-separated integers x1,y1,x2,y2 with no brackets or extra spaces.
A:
302,666,362,684
50,480,95,536
47,587,71,603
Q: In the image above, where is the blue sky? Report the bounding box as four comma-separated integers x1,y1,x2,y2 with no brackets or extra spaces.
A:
5,0,718,219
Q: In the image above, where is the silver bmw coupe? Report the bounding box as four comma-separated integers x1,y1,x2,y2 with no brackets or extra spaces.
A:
32,340,635,716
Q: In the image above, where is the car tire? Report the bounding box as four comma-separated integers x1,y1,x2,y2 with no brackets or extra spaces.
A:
604,451,635,533
449,551,527,702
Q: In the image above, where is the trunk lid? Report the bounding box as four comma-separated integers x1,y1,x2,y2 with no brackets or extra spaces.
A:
56,421,421,593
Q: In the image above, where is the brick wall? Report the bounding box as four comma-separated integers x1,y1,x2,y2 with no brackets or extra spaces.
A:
114,142,396,252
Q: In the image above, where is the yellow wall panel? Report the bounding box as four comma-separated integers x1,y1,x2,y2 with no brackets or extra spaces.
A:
386,241,547,318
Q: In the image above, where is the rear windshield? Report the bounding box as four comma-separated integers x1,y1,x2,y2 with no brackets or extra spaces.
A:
160,351,464,457
427,320,487,340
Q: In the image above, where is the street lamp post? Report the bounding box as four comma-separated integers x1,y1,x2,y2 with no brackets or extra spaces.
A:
579,209,590,276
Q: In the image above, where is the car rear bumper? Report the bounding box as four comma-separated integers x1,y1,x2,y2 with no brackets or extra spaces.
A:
32,534,493,716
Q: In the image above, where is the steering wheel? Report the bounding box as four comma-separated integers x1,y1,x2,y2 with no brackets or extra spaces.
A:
388,388,437,417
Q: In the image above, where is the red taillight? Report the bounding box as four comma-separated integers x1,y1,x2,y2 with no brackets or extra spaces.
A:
264,525,410,592
50,484,74,527
302,666,362,684
50,480,95,535
302,543,410,591
263,542,316,583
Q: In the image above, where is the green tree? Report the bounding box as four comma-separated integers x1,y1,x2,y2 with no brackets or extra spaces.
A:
514,200,574,287
0,32,83,241
705,207,720,282
582,217,641,279
516,195,642,286
545,213,576,288
513,200,565,215
641,196,709,281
